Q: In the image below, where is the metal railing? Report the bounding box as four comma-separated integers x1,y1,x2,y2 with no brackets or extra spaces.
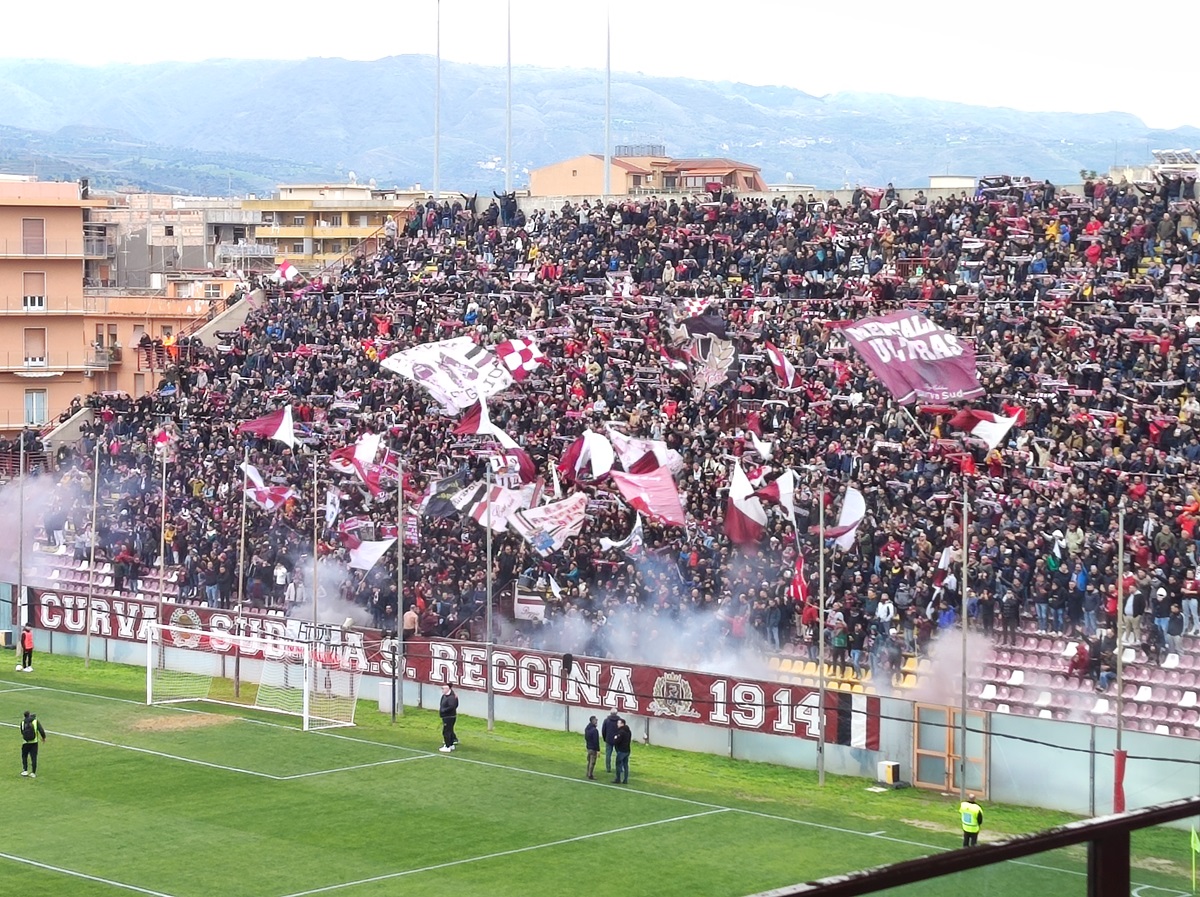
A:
0,351,101,372
745,795,1200,897
0,295,110,314
216,242,277,260
0,239,95,258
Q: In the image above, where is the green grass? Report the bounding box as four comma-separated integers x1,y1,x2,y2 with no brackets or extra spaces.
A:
0,653,1193,897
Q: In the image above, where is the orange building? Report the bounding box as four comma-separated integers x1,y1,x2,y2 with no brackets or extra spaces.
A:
529,150,768,197
0,176,235,433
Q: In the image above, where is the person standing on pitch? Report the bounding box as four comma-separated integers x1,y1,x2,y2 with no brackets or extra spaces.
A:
959,793,983,847
20,710,46,778
601,709,620,775
18,626,33,672
584,715,600,780
611,717,632,784
438,684,459,753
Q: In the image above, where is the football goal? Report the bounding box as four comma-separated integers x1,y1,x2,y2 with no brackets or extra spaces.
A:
146,622,361,730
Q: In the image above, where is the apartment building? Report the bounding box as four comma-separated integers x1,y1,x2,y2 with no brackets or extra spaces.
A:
529,146,768,197
0,177,237,432
243,180,419,272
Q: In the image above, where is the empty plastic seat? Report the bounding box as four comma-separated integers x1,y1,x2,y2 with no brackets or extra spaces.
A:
1135,684,1153,702
1091,697,1110,715
979,683,997,701
1181,692,1198,709
1008,669,1024,686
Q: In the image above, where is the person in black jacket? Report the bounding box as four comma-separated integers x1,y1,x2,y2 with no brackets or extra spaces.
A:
20,710,47,778
611,718,632,784
600,710,620,774
438,685,459,753
584,716,600,780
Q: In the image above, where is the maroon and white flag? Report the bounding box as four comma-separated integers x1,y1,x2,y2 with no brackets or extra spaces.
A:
838,310,983,404
492,338,548,381
726,460,767,545
754,470,797,519
763,341,804,392
948,408,1019,452
608,468,687,526
238,406,296,449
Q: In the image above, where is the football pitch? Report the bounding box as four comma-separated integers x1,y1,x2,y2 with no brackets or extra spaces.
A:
0,655,1193,897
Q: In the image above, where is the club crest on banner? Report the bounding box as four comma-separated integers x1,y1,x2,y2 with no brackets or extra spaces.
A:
167,607,204,647
648,672,701,719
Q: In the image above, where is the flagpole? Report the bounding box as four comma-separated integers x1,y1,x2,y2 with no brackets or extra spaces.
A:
84,440,100,669
486,466,495,732
1115,504,1126,813
235,446,249,698
394,456,405,722
312,456,319,629
158,443,168,616
16,438,25,635
817,474,826,787
959,470,969,803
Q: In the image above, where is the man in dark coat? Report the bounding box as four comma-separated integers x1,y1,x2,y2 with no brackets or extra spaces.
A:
438,685,459,752
601,710,620,774
611,718,632,784
584,715,600,780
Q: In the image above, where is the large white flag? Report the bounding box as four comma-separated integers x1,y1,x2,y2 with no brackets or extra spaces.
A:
380,336,513,412
509,492,589,556
348,538,396,571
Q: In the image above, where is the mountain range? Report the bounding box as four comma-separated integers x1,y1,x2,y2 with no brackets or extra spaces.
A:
0,55,1196,195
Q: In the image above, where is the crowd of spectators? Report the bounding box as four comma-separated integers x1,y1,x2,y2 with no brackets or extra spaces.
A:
25,169,1200,691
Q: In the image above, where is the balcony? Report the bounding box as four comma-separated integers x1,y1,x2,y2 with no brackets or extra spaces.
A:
87,346,122,368
0,239,91,259
84,238,116,258
0,295,109,315
258,224,380,241
0,351,99,373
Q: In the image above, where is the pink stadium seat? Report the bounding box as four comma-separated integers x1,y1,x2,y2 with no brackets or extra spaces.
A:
1185,709,1200,726
1168,707,1184,723
1138,704,1153,719
1167,688,1183,704
1122,683,1137,699
1152,705,1168,722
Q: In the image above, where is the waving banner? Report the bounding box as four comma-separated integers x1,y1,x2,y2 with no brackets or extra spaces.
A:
839,310,983,405
380,336,513,412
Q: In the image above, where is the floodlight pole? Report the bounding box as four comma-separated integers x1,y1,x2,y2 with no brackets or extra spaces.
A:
433,0,442,200
603,2,612,197
486,466,495,731
504,0,512,195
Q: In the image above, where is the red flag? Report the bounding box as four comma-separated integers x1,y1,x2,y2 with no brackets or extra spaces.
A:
948,408,1019,452
787,553,809,603
763,341,804,391
608,468,687,526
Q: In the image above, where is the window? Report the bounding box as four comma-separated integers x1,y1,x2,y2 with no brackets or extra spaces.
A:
131,325,146,348
292,242,305,254
326,214,342,227
329,242,343,254
293,215,306,226
22,272,46,309
22,218,45,254
24,390,47,427
205,283,223,299
664,176,677,188
24,328,47,366
632,175,642,187
108,324,118,346
164,225,175,237
161,325,173,338
572,170,578,177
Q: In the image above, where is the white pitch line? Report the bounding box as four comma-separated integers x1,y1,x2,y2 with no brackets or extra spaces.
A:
274,808,730,897
0,721,281,779
0,850,179,897
0,683,38,696
278,754,434,780
7,678,1181,892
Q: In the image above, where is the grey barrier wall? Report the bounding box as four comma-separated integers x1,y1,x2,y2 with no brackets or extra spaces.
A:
28,629,1200,821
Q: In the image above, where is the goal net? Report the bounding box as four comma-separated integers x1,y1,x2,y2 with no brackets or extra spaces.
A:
146,622,362,730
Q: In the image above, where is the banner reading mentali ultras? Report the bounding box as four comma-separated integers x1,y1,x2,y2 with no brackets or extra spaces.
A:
28,588,879,748
838,309,984,405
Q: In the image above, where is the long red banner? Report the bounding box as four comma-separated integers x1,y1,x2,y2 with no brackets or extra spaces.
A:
25,588,879,748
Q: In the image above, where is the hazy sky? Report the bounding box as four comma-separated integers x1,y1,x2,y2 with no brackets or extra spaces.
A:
6,0,1197,131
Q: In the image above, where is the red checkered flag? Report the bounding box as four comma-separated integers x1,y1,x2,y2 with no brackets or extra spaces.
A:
492,338,548,382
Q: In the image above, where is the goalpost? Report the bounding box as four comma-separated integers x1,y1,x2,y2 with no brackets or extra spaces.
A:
146,622,362,731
